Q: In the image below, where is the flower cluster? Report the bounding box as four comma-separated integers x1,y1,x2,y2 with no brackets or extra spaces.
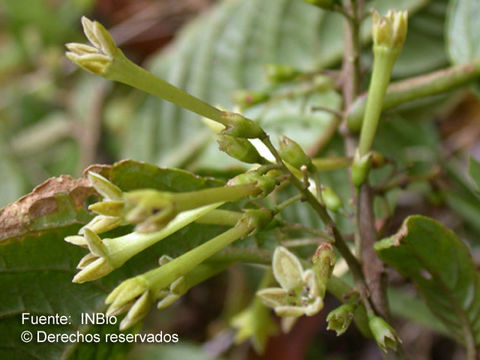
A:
104,209,274,330
65,170,278,283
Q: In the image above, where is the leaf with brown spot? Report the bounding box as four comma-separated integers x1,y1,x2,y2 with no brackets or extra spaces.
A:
0,175,96,242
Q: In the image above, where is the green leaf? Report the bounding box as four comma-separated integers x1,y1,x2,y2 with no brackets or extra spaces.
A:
108,159,224,191
0,160,230,359
375,215,480,345
123,0,430,168
469,157,480,191
0,226,133,360
447,0,480,64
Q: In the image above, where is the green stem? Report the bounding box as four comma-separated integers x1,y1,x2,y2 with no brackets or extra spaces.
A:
358,46,398,156
347,58,480,131
261,136,365,286
107,50,225,123
275,194,303,212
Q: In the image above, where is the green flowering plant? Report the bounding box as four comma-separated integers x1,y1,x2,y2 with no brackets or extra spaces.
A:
5,0,480,358
54,8,480,358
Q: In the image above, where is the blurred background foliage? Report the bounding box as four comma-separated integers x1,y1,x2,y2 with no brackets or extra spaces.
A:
2,0,480,359
0,0,213,207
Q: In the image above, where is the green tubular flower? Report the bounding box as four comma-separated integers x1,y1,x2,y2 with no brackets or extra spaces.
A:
257,247,324,324
357,10,408,158
67,203,223,283
105,209,274,329
156,256,230,310
123,183,260,232
66,17,266,139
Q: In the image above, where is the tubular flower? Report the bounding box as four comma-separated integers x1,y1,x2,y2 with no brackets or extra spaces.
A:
105,209,274,329
66,203,222,283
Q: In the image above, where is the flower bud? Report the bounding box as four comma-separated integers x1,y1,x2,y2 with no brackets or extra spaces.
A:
278,136,314,171
232,90,269,109
217,135,265,164
352,150,372,188
320,185,342,212
326,304,356,336
312,242,336,297
372,10,408,51
65,17,117,76
368,314,401,352
264,64,299,83
221,111,266,139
